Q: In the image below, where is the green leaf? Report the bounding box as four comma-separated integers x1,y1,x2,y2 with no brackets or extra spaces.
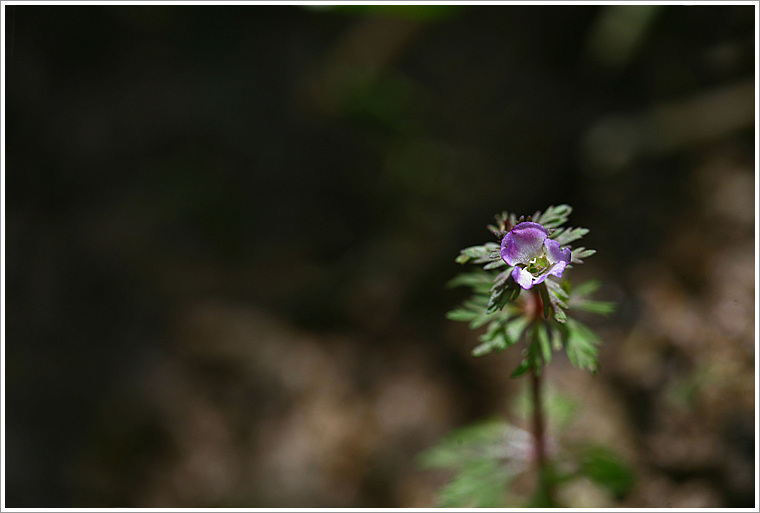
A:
511,328,544,378
504,316,531,342
417,420,510,470
486,287,512,314
417,420,529,507
577,445,635,497
544,279,570,302
490,268,513,290
536,324,552,365
571,247,596,264
437,459,510,507
534,204,573,229
508,284,522,302
510,358,532,378
456,242,500,264
472,341,493,357
526,333,543,376
472,341,499,357
551,226,589,245
479,319,505,341
564,318,601,373
545,279,569,323
483,259,507,270
468,311,493,329
448,270,489,288
550,324,564,351
455,253,470,265
574,300,616,315
473,315,524,357
446,308,479,322
570,279,602,298
448,270,493,294
569,279,616,316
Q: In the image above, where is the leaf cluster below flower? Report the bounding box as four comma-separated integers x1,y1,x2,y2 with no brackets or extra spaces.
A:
448,205,614,375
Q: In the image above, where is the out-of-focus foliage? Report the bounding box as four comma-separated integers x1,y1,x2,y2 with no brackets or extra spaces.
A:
417,420,529,507
573,444,636,498
419,387,635,507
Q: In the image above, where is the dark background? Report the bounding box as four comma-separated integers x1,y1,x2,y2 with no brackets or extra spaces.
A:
4,4,756,507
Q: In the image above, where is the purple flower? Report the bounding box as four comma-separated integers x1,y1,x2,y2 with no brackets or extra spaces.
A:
501,222,571,290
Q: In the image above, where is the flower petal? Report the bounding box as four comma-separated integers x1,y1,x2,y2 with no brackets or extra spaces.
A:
501,222,547,266
548,260,568,278
544,238,571,264
512,266,535,290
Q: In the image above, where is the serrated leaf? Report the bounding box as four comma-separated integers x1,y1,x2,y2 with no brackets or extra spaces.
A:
483,259,507,270
457,243,500,264
564,318,600,373
510,358,532,378
486,288,503,311
525,332,543,376
509,284,522,301
550,324,563,351
571,247,596,264
446,309,479,322
482,242,501,252
510,322,546,378
504,316,531,342
577,445,635,497
469,316,492,330
448,271,490,288
574,300,616,315
480,320,503,341
568,279,616,316
418,420,530,507
486,287,511,314
472,330,510,356
490,269,513,290
551,227,589,245
448,271,493,295
545,278,569,300
417,420,510,469
436,460,510,507
534,204,572,229
537,324,552,364
472,340,498,357
571,279,602,298
460,244,493,258
544,279,569,322
545,281,569,315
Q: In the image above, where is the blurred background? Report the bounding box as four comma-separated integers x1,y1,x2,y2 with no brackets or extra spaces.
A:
4,3,756,508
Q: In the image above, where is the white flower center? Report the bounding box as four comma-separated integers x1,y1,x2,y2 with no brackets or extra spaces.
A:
526,252,551,275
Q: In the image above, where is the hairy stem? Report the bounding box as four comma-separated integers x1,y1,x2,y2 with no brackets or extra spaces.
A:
531,366,548,481
530,287,553,503
531,365,556,504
